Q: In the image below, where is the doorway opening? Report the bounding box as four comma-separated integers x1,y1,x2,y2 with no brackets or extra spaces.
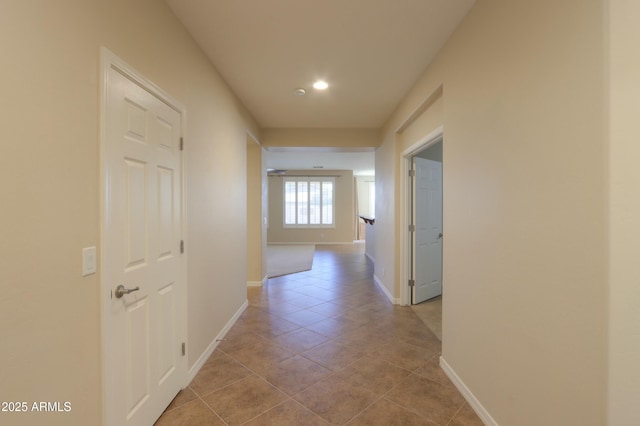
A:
400,127,443,340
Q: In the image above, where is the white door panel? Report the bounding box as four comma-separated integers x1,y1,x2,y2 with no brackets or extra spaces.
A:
413,157,443,304
105,65,185,426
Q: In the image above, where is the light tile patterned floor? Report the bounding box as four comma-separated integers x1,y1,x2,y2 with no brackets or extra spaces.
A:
155,244,483,425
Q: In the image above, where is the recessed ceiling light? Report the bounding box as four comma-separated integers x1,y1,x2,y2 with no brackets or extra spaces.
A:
294,88,306,96
313,80,329,90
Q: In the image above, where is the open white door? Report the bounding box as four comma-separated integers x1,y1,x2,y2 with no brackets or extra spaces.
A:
412,157,443,304
103,57,186,426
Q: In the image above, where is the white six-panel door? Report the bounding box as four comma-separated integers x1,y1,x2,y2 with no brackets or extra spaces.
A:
413,157,443,304
104,60,185,426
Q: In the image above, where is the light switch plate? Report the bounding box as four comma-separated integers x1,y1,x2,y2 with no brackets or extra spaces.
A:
82,246,97,276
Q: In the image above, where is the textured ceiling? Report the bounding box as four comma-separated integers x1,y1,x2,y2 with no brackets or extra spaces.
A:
166,0,475,129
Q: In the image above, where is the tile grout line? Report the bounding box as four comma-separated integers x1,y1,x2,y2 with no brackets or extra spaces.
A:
157,245,475,425
192,388,229,425
445,401,467,426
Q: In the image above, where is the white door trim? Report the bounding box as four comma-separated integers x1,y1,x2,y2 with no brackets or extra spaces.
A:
99,47,188,426
399,126,443,306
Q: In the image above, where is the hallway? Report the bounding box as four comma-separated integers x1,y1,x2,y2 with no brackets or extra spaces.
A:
155,244,482,425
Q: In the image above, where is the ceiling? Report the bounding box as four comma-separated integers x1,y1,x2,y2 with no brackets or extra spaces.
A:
165,0,476,129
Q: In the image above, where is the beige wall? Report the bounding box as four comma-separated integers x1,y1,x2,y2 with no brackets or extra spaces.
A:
246,137,267,284
376,0,606,424
398,94,444,151
262,128,380,149
268,170,354,244
373,138,396,293
0,1,258,425
608,0,640,423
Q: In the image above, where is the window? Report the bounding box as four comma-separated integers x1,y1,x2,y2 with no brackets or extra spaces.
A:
284,177,335,227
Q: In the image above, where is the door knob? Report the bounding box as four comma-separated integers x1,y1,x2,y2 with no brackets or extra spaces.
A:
438,233,443,239
115,284,140,298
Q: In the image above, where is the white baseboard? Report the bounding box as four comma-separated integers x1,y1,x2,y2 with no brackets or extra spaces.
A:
187,300,248,383
440,356,498,426
247,275,269,287
374,274,399,304
365,251,375,263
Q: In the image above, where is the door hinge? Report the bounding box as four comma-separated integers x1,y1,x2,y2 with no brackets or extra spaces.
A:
409,169,416,177
180,240,184,254
180,137,184,151
181,342,186,356
409,279,415,287
409,224,415,232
